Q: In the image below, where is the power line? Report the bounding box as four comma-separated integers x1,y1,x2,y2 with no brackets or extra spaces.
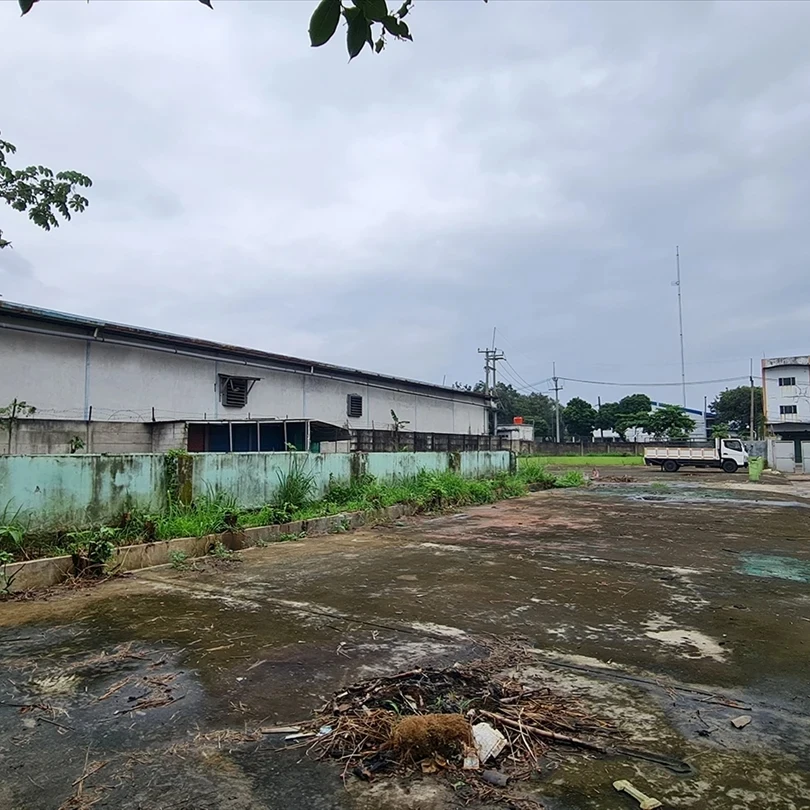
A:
560,375,748,388
502,358,536,391
511,377,553,393
497,365,525,389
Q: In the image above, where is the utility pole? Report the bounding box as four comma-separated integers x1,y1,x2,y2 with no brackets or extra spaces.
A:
704,395,708,440
552,362,563,443
749,357,755,441
674,246,687,408
597,395,603,440
478,345,504,435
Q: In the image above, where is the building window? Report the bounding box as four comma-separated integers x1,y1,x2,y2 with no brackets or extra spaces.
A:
219,375,257,408
779,377,796,387
780,405,798,415
347,394,363,418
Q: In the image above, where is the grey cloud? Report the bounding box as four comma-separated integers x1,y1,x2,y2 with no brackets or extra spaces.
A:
1,0,809,411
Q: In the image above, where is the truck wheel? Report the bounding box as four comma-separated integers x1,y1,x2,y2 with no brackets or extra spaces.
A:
722,459,738,474
663,460,679,473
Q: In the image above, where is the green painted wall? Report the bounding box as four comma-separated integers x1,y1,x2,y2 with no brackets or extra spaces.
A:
0,454,165,529
0,450,512,528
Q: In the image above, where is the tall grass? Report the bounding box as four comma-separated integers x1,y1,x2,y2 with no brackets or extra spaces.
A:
8,463,586,562
274,457,315,510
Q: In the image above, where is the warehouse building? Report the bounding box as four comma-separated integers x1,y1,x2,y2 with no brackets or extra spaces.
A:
0,301,491,454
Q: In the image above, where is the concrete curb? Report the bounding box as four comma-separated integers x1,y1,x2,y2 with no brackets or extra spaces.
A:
2,503,418,593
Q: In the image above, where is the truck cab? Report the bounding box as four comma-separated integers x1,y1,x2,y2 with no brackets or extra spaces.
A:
718,439,749,472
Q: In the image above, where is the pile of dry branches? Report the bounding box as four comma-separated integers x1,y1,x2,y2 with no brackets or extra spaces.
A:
285,656,619,808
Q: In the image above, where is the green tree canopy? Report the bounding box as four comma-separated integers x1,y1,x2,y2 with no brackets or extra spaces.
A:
464,382,555,440
617,393,652,416
709,386,763,437
644,404,695,441
0,134,91,249
563,397,597,441
600,394,653,440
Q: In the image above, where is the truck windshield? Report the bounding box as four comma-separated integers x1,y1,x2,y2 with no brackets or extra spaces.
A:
725,440,743,452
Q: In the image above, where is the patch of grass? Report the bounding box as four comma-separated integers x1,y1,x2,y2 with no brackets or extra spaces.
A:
137,493,240,541
274,457,315,511
10,464,588,563
210,541,236,561
169,550,189,570
554,470,587,488
521,455,643,467
0,502,28,559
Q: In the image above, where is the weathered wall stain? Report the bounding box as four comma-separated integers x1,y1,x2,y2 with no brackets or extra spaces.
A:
0,451,512,530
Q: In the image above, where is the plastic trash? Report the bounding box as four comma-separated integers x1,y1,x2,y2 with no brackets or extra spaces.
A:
472,722,507,762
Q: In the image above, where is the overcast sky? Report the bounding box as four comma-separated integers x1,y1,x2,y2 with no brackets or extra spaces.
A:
2,0,809,410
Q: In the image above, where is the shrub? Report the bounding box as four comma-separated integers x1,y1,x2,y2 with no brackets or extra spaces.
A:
555,470,586,488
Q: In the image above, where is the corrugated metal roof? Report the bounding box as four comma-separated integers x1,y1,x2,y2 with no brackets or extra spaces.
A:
0,299,488,401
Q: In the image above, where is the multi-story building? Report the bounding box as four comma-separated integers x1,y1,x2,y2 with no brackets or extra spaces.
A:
762,356,810,461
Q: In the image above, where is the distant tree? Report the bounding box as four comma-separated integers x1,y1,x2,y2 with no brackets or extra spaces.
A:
1,134,91,249
614,411,650,441
710,423,730,439
471,381,555,440
617,393,652,416
710,386,763,437
610,394,653,440
644,404,695,441
563,397,597,441
595,402,620,435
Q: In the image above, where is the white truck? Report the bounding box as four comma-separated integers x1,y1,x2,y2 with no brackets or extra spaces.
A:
644,439,749,473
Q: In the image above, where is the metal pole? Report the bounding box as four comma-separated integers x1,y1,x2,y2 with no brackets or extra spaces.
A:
704,395,708,440
749,358,755,441
675,246,687,407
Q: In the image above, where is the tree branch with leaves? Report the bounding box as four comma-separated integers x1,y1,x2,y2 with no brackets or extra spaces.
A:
0,135,92,249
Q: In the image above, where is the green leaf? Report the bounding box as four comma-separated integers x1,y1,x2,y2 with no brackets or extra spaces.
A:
18,0,38,15
382,15,400,36
346,10,370,59
363,0,388,22
396,0,411,17
309,0,341,47
382,15,411,40
198,0,213,7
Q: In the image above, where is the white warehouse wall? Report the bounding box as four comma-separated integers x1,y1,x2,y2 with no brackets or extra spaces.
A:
762,358,810,424
0,329,488,434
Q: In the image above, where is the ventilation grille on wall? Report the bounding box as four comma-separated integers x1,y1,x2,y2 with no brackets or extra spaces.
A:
219,375,258,408
347,394,363,418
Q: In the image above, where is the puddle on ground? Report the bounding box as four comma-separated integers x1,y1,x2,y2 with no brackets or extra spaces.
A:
643,613,727,662
740,553,810,583
590,483,810,509
630,494,810,508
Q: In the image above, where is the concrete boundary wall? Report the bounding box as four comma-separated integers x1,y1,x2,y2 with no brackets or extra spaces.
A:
3,503,418,593
0,450,511,529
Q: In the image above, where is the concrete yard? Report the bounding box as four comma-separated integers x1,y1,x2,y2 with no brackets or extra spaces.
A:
1,471,809,809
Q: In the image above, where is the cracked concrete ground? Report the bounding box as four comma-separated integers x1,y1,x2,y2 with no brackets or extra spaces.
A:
1,469,809,809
